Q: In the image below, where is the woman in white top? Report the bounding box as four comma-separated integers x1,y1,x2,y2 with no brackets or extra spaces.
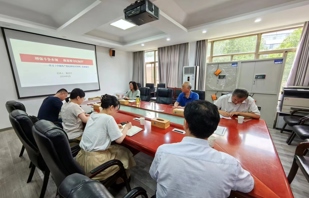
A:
124,81,140,100
61,88,89,139
76,94,136,182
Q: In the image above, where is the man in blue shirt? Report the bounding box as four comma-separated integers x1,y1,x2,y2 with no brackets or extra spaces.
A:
173,82,199,108
150,100,254,198
38,88,68,127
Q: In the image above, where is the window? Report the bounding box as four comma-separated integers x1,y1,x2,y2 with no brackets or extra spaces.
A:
144,50,159,85
208,27,303,91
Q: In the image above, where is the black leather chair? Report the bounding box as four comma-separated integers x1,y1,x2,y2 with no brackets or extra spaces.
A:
32,120,131,192
9,110,50,198
156,88,173,104
157,83,165,88
287,140,309,183
146,83,155,96
136,83,142,89
140,87,151,102
192,90,205,100
58,173,148,198
6,100,27,157
287,123,309,145
280,109,309,133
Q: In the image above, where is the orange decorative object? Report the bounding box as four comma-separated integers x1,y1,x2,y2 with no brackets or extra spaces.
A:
211,94,217,101
214,69,222,76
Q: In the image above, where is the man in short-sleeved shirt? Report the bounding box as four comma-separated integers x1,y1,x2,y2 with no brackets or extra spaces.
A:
214,89,260,119
61,102,85,139
38,89,68,126
174,82,199,107
150,101,254,198
79,113,122,151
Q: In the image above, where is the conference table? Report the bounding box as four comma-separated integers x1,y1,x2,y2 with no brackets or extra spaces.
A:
85,100,293,198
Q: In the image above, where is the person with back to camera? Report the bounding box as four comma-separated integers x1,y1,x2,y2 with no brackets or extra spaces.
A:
61,88,89,140
76,94,136,186
150,100,254,198
124,81,140,100
214,88,260,119
38,88,68,128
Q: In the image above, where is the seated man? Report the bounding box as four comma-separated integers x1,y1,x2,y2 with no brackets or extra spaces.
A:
214,89,260,119
38,88,68,127
150,100,254,198
173,82,199,108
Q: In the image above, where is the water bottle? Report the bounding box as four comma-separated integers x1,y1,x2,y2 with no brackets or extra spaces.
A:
136,96,140,105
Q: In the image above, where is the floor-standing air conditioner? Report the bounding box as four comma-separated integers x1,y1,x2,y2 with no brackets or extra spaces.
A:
183,66,199,90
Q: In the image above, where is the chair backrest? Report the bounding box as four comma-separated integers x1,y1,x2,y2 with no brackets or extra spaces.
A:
157,83,165,88
136,83,142,89
58,173,113,198
156,88,173,104
139,87,151,102
32,120,85,187
9,110,46,169
192,90,205,100
175,89,182,99
145,83,155,92
6,100,26,113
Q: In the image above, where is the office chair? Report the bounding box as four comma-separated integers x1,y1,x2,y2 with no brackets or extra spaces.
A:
157,83,165,88
136,83,142,89
139,87,151,101
156,88,173,104
287,140,309,183
58,173,148,198
5,100,28,157
32,120,131,192
281,109,309,133
146,83,155,97
9,110,50,198
192,90,205,100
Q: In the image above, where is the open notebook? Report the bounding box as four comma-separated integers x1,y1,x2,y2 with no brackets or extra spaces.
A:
121,125,143,136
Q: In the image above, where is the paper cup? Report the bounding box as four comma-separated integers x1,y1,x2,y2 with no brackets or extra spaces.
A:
208,135,216,148
238,116,244,124
140,117,145,125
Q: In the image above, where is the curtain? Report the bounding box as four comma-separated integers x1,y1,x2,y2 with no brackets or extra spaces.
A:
287,22,309,86
132,51,145,86
195,40,208,90
158,43,189,87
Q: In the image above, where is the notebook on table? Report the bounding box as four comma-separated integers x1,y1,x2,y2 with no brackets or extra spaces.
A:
121,125,143,136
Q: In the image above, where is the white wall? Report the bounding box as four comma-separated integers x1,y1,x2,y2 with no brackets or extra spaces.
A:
0,31,133,129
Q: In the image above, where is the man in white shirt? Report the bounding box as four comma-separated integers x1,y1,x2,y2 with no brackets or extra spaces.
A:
149,100,254,198
214,89,260,119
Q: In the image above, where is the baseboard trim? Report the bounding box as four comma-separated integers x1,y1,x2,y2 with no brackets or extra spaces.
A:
0,127,12,132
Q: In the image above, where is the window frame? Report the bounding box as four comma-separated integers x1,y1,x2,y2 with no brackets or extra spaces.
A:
144,50,159,86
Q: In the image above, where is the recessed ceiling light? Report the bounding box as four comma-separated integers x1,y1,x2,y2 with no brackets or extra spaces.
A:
141,43,145,46
110,19,136,30
254,18,262,23
202,30,207,34
166,38,170,41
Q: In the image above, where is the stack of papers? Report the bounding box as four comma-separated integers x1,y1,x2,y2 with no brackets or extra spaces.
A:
214,126,227,136
122,125,143,136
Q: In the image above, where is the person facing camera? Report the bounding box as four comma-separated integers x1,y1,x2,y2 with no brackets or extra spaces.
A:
150,100,254,198
61,88,89,140
76,94,136,184
124,81,140,100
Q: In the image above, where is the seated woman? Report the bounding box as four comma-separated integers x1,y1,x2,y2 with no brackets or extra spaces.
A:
124,81,140,100
61,88,89,140
76,94,136,182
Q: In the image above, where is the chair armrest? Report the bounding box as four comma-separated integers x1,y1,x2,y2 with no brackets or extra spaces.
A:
70,145,80,157
87,159,125,179
123,187,148,198
295,141,309,156
300,115,309,124
291,108,309,115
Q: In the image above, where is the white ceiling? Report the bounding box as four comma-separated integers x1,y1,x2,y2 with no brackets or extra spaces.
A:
0,0,308,51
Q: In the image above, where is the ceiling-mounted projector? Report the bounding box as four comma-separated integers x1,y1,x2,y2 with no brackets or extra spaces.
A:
124,0,159,26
